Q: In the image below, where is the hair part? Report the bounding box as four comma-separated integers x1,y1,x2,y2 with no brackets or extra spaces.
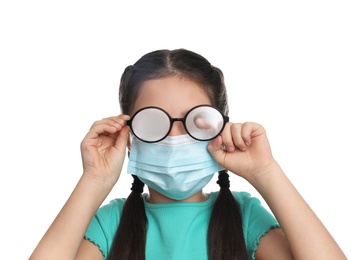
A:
119,49,229,116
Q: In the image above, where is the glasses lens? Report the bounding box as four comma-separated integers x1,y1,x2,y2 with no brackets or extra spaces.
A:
185,106,225,140
130,107,170,142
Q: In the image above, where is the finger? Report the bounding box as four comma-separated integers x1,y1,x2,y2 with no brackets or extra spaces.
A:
104,116,130,135
241,122,253,146
114,125,130,152
230,123,248,151
89,115,130,135
194,117,212,130
110,114,131,127
193,112,212,130
220,122,235,152
91,115,130,130
207,135,226,163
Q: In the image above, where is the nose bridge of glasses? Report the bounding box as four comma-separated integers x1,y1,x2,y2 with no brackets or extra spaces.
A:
169,117,187,135
171,117,184,122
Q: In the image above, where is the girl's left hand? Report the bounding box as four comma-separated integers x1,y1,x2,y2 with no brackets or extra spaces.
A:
208,122,277,181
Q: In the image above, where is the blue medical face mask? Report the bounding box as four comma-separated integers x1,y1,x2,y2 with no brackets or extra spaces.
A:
127,134,224,200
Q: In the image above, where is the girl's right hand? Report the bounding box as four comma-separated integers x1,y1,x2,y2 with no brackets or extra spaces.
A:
80,114,130,187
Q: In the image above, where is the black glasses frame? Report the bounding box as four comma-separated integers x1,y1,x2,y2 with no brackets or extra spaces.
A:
127,104,229,143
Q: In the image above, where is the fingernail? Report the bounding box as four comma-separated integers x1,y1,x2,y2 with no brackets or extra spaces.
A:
227,146,235,152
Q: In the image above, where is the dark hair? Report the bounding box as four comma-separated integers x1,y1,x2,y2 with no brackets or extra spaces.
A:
108,49,248,259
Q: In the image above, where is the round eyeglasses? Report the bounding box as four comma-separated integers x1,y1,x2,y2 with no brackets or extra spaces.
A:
127,104,229,143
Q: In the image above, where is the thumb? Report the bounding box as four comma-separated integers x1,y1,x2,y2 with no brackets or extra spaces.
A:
114,126,130,153
207,136,225,163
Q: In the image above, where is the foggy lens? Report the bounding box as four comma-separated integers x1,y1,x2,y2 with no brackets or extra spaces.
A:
185,106,224,140
131,107,170,142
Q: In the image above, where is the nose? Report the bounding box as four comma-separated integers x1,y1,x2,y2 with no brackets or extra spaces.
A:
168,119,187,136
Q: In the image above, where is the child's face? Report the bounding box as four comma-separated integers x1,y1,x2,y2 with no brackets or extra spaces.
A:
132,76,212,137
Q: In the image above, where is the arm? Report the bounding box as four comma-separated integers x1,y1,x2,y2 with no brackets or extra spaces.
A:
208,122,347,259
252,161,345,259
29,115,130,260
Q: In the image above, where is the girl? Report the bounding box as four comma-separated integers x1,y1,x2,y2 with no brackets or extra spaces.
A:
30,49,347,259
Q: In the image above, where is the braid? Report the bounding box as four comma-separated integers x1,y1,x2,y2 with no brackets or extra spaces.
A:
131,174,145,193
207,170,248,259
216,170,230,188
108,175,147,260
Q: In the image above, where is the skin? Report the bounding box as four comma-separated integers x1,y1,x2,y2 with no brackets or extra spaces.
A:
29,76,347,260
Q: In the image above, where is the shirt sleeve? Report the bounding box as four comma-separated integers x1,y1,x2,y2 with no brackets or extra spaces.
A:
84,198,125,259
233,191,280,259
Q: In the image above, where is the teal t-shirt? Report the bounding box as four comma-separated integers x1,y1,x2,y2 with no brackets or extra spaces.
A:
85,191,279,260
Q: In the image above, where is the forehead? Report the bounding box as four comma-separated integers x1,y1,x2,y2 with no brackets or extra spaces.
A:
132,76,212,116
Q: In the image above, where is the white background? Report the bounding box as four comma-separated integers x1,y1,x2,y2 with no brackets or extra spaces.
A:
1,1,352,259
